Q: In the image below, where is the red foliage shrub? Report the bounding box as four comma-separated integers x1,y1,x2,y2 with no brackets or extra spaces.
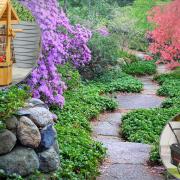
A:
148,0,180,69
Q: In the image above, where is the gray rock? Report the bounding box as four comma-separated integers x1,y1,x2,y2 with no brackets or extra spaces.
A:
0,130,16,155
0,146,39,176
53,140,60,155
39,124,56,150
29,98,45,106
27,107,54,127
17,116,41,148
28,98,49,109
5,116,18,130
16,109,30,116
38,147,60,173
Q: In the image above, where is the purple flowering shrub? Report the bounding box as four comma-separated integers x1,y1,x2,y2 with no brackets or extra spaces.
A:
18,0,91,107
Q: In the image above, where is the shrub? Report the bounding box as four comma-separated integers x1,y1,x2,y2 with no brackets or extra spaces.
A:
148,0,180,69
79,33,119,79
122,60,156,75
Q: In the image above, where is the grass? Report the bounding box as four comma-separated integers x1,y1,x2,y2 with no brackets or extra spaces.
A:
122,60,157,76
121,68,180,164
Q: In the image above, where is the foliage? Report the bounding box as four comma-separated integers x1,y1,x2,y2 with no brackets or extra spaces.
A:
122,108,179,144
154,68,180,85
161,97,180,109
58,63,81,90
148,0,180,69
0,86,30,128
79,32,119,79
122,60,156,75
108,0,167,51
11,0,34,22
150,141,161,164
55,125,106,179
18,0,91,107
154,69,180,98
91,69,143,93
157,80,180,98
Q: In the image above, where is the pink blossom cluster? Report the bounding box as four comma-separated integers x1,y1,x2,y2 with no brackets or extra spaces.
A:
148,0,180,69
19,0,91,106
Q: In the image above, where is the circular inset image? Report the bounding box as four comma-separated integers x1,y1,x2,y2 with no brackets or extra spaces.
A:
0,0,40,89
160,114,180,179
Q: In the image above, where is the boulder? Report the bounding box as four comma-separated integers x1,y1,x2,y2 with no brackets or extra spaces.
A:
29,98,45,106
38,147,60,173
16,109,30,116
0,130,16,155
27,107,54,127
17,116,41,148
5,116,18,130
53,140,60,155
28,98,49,109
39,124,56,150
0,146,39,176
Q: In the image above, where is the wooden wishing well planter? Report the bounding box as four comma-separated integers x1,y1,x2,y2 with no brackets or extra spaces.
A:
0,0,22,86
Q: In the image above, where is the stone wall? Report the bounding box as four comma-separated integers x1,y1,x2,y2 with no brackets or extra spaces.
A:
0,98,60,177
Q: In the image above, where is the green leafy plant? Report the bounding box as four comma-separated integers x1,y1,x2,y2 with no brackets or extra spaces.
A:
91,68,143,93
11,0,35,22
122,60,156,76
58,63,81,90
0,85,30,121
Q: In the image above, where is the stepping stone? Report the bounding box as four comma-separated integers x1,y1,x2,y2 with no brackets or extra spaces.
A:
137,77,159,94
97,113,122,125
95,136,150,164
97,164,164,180
116,94,163,109
92,113,122,137
92,122,120,137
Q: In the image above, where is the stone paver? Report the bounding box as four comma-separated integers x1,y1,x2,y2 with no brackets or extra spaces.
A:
97,164,164,180
95,136,150,164
92,74,165,180
92,113,122,136
116,94,163,109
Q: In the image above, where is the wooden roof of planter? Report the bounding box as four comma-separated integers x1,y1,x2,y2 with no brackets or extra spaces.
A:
0,0,20,25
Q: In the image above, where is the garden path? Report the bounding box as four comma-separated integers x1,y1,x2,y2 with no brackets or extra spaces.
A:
91,68,166,180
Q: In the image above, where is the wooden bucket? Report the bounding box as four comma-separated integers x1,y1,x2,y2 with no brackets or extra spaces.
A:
0,62,12,86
